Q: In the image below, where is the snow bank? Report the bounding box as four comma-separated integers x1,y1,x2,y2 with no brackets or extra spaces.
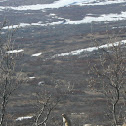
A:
3,23,30,29
2,20,64,29
16,116,33,121
7,49,24,54
31,53,42,57
52,40,126,58
29,77,36,79
65,11,126,24
0,0,125,11
3,11,126,30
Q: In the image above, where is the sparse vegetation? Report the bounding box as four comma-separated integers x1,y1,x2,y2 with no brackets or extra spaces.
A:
1,1,126,126
0,22,23,125
89,33,126,125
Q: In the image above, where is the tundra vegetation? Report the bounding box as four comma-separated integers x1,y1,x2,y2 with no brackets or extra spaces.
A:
0,21,126,126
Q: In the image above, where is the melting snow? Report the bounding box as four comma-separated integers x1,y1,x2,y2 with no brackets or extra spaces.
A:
65,12,126,24
3,11,126,30
7,49,24,54
0,0,126,11
3,23,30,29
29,77,36,79
112,25,126,29
77,0,126,6
2,20,64,29
16,116,33,121
49,13,56,16
52,40,126,58
31,53,42,57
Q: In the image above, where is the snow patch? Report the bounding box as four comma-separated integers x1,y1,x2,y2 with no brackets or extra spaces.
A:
112,25,126,29
0,0,8,2
77,0,126,6
2,20,65,29
3,11,126,30
3,23,30,29
16,116,33,121
29,77,36,79
0,0,126,11
64,11,126,24
7,49,24,54
49,13,56,16
52,40,126,58
31,53,42,57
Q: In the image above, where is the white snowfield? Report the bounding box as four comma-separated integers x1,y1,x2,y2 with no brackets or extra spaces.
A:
7,49,24,54
2,11,126,30
52,40,126,58
0,0,125,11
31,52,42,57
16,116,33,121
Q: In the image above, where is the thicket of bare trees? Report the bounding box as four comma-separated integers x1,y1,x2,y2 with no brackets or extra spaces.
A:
0,22,24,125
0,23,61,126
89,35,126,125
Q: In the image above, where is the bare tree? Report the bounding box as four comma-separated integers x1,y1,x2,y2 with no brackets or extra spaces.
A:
33,94,59,126
0,24,22,126
89,38,126,125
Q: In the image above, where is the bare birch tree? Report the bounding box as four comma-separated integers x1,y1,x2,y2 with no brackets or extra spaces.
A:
33,94,59,126
89,38,126,125
0,23,22,126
